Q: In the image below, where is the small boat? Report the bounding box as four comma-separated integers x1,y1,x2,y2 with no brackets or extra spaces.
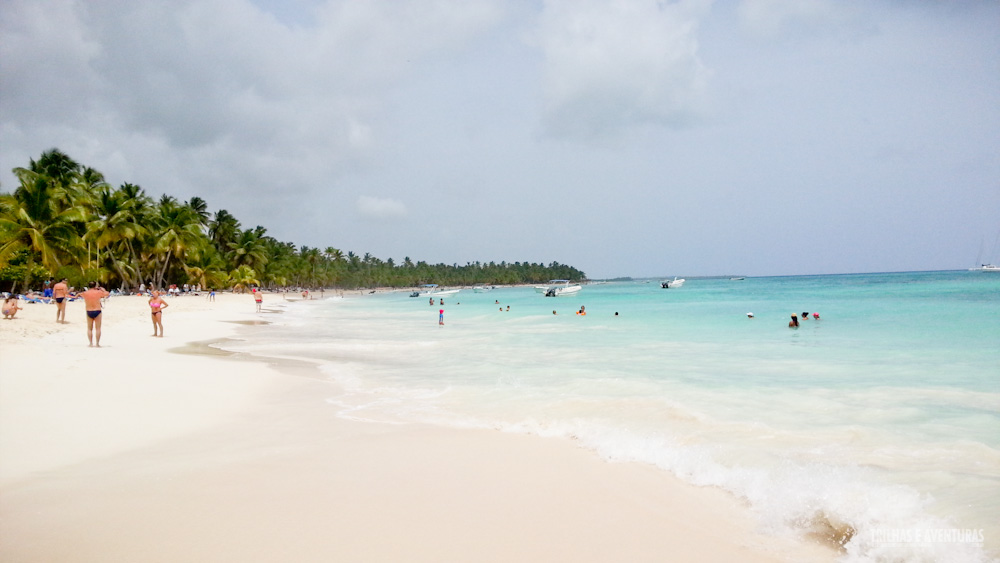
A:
970,264,1000,272
473,286,494,293
661,277,685,288
543,280,582,297
730,277,745,281
430,289,460,297
410,284,439,297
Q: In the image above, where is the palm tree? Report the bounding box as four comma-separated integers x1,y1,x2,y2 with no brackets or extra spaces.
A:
324,246,344,286
229,264,259,293
226,228,268,273
183,246,229,291
187,196,211,228
151,197,203,288
209,209,241,254
84,185,153,288
0,169,85,290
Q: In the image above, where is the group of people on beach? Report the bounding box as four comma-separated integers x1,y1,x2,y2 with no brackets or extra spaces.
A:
2,278,177,347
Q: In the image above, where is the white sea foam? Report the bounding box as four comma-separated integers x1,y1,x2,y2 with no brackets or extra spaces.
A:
226,274,1000,561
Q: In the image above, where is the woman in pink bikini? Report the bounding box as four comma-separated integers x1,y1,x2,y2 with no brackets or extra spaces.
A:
148,290,169,337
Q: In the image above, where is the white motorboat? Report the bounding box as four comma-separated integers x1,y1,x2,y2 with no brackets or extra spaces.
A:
542,280,582,297
430,289,460,297
410,284,439,297
473,286,494,293
660,277,685,288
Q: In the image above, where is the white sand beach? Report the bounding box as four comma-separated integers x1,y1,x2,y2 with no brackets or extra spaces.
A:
0,292,836,562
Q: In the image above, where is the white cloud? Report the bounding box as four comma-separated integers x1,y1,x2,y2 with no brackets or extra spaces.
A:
736,0,866,40
357,196,407,220
535,0,711,138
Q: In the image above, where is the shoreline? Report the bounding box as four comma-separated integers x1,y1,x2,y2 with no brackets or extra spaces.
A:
0,292,836,562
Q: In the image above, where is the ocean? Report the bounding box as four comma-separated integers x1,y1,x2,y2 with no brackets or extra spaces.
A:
221,271,999,562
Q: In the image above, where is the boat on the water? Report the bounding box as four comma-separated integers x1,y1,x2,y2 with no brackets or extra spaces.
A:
473,286,494,293
661,277,685,288
970,264,1000,272
541,280,582,297
430,289,460,297
534,280,566,293
410,284,441,297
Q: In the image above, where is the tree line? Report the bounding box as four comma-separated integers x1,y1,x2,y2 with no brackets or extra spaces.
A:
0,149,586,293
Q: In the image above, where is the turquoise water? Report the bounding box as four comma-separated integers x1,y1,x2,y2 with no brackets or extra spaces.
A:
225,271,999,562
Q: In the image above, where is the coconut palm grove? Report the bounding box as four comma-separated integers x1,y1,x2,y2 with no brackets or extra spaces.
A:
0,149,586,293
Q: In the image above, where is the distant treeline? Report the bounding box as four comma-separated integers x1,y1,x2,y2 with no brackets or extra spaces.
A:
0,149,586,292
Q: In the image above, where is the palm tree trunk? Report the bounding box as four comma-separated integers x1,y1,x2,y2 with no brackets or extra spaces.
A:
155,250,172,289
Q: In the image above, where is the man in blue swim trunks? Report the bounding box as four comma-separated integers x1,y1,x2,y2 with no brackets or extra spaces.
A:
82,281,109,347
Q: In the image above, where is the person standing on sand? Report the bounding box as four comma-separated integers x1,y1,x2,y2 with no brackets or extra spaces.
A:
53,278,69,323
82,282,109,347
148,290,169,337
253,288,263,312
439,308,444,326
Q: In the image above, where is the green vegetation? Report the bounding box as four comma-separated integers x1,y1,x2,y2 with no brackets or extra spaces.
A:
0,149,586,292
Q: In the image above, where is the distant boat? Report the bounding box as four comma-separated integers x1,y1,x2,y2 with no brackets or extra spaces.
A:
535,279,577,294
730,277,745,281
472,286,494,293
661,277,685,288
410,284,439,297
541,280,582,297
970,264,1000,272
970,233,1000,272
430,289,460,297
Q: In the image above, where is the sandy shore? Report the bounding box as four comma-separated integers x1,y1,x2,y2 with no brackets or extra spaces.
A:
0,291,836,562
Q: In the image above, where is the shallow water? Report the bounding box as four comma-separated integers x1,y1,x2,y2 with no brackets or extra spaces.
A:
223,271,1000,562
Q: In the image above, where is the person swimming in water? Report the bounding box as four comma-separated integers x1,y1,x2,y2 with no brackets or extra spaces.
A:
789,314,799,328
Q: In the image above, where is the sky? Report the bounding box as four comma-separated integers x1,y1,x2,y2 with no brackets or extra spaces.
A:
1,0,998,279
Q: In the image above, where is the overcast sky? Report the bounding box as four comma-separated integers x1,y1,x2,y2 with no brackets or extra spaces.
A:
2,0,998,278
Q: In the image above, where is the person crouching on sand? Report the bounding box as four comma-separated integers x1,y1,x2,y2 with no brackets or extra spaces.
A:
148,290,169,337
3,295,22,319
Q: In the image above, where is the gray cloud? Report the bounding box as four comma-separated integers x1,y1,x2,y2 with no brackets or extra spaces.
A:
2,0,998,277
357,195,407,220
536,0,711,138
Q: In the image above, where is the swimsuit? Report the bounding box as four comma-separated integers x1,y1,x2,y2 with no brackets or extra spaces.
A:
87,310,101,319
55,297,64,303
